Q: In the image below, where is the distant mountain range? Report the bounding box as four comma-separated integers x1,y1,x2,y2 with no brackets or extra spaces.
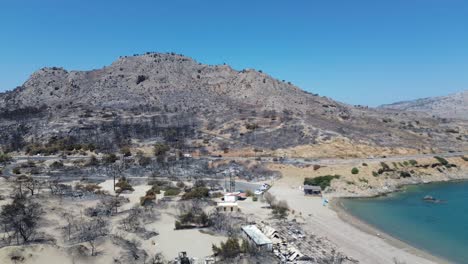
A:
380,90,468,120
0,52,466,154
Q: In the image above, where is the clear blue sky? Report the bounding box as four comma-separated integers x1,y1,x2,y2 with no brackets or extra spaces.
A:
1,0,467,106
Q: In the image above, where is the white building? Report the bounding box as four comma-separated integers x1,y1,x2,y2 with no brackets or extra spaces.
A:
241,225,273,251
216,202,240,212
223,194,238,202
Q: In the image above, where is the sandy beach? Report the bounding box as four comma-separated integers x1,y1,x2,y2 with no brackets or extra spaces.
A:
269,178,447,264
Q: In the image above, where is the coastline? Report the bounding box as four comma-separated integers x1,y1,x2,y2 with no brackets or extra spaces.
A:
269,182,444,264
331,197,452,264
347,177,468,199
263,155,468,263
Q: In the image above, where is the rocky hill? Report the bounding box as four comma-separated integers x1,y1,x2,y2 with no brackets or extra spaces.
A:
380,90,468,120
0,52,466,155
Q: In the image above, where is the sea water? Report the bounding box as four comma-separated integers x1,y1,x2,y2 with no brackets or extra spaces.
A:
341,181,468,264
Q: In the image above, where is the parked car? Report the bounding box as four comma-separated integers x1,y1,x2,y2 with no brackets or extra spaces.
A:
254,189,264,195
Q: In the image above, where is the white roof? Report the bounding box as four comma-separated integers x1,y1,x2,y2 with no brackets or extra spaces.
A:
217,202,238,207
242,225,272,246
225,192,241,196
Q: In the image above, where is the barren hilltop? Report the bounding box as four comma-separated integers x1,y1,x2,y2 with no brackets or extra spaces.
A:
380,90,468,120
0,52,466,156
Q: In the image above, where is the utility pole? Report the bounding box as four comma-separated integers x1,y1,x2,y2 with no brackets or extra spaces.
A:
224,174,227,192
228,168,236,192
223,169,235,192
230,173,235,192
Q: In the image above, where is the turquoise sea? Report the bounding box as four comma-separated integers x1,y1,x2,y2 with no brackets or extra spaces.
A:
341,181,468,264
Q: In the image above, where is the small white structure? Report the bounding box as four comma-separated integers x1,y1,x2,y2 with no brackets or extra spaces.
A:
242,225,273,251
223,192,239,202
303,185,321,195
216,202,240,212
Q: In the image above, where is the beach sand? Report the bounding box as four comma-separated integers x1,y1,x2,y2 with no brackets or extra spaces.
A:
269,177,447,264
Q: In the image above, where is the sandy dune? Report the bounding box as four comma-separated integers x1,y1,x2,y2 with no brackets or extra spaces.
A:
99,180,227,260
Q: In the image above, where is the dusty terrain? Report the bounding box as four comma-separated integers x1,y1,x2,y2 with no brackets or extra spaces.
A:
0,177,227,264
268,155,468,197
0,151,466,263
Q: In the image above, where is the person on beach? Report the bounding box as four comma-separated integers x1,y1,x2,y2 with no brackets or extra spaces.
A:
323,198,329,206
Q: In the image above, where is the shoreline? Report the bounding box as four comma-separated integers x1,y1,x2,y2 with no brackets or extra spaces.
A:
269,156,467,264
269,183,443,263
331,197,452,264
340,177,468,199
